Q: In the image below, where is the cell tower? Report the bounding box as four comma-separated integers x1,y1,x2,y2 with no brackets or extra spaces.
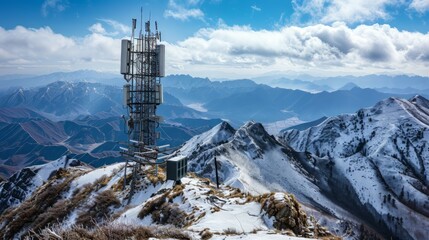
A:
120,16,165,199
121,17,164,146
120,15,187,203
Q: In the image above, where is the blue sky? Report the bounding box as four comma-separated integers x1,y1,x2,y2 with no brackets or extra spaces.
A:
0,0,428,78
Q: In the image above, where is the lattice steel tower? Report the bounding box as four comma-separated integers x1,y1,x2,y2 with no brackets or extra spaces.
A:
120,17,166,199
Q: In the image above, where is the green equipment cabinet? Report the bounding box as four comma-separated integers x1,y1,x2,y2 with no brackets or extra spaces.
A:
166,155,188,182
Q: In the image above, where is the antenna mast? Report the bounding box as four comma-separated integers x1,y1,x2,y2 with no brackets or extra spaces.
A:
120,14,167,203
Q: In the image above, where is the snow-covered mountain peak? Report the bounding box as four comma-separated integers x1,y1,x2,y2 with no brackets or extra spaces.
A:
178,121,235,156
410,95,429,108
235,121,276,140
280,96,429,240
232,121,281,158
370,96,429,123
178,96,429,239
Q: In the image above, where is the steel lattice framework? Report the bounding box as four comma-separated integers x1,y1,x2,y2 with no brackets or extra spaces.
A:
120,18,167,202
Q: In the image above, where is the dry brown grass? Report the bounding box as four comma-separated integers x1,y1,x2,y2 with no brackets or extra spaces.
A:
76,190,120,227
111,172,133,192
223,227,240,235
200,229,213,240
262,193,308,234
137,187,188,228
258,192,340,239
31,183,93,231
151,202,188,227
29,224,192,240
138,192,168,219
168,183,185,200
0,174,76,239
146,166,166,185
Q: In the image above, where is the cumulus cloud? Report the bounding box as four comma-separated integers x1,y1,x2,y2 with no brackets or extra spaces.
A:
88,20,130,36
292,0,403,24
164,0,204,21
0,26,120,74
0,23,428,77
409,0,429,13
98,19,131,35
165,22,429,77
41,0,68,17
88,23,106,35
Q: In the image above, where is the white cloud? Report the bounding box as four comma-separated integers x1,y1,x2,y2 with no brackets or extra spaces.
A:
98,19,131,35
164,0,204,21
164,22,429,78
292,0,403,24
41,0,68,17
251,5,262,12
0,23,428,78
88,20,130,37
0,26,120,74
410,0,429,13
89,23,106,35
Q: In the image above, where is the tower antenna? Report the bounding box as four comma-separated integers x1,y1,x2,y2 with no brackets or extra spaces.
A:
119,12,187,203
139,6,143,37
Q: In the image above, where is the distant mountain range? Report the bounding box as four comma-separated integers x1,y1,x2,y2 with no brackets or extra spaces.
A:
252,74,429,93
203,86,418,122
163,74,262,105
0,107,222,179
252,77,333,92
1,71,428,123
1,70,427,92
160,75,426,123
0,73,427,180
318,74,429,90
0,70,121,89
0,81,207,120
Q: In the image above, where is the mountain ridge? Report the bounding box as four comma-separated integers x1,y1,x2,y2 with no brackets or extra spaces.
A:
280,95,429,239
174,95,429,239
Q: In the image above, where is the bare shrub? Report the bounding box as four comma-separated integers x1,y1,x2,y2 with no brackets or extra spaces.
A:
32,183,93,231
200,229,213,240
0,176,74,239
138,192,168,219
152,202,188,227
75,190,120,227
223,227,240,235
137,190,188,227
32,224,191,240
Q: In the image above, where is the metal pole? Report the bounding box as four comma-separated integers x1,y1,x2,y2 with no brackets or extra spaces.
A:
123,158,128,190
214,155,219,189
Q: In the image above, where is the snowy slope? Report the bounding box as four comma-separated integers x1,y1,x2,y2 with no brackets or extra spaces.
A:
0,158,335,239
175,96,429,239
179,121,236,156
0,156,89,214
281,95,429,240
176,121,364,238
